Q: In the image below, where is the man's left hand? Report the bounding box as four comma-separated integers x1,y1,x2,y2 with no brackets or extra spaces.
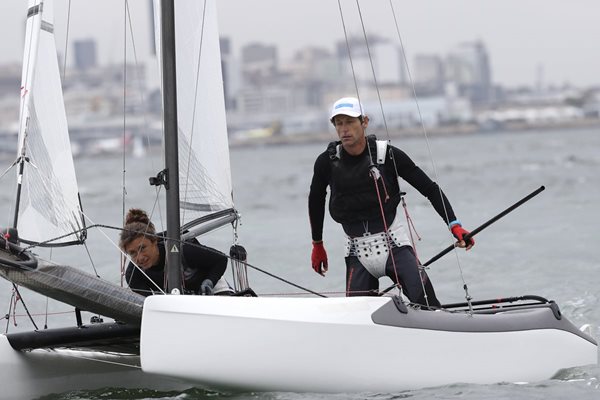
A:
451,224,475,250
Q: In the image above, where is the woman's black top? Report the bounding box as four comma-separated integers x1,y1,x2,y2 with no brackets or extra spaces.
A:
125,238,227,297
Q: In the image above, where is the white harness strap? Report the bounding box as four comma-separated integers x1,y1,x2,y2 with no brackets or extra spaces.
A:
376,140,388,164
344,216,412,278
335,140,387,163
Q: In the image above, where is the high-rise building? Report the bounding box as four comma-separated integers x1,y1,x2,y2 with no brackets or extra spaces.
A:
240,43,278,85
335,36,406,86
445,41,492,103
220,37,237,109
413,54,444,94
73,39,97,71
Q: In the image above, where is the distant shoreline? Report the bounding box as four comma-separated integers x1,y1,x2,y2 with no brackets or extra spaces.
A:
228,118,600,148
1,118,597,161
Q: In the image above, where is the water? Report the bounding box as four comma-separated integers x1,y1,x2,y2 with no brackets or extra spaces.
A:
1,127,599,399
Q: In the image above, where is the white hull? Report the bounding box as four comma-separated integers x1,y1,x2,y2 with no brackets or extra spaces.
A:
0,334,190,399
141,296,598,392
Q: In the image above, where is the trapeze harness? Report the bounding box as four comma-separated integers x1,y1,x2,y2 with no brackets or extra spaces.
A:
329,138,411,278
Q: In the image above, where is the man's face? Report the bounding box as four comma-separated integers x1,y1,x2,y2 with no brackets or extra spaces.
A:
332,114,367,149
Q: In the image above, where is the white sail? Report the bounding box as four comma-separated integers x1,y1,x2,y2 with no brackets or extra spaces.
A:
16,0,84,245
154,0,234,225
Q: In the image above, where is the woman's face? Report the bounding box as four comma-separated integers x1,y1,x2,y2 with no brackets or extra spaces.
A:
124,236,160,270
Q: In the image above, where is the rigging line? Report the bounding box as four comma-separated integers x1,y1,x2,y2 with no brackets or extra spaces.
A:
16,220,318,299
9,310,77,318
122,0,128,225
124,195,167,295
44,295,48,329
355,1,422,298
11,283,39,330
233,259,325,298
147,1,167,241
164,236,322,296
0,159,20,180
117,0,163,279
82,241,100,278
152,2,167,179
337,0,379,207
389,0,470,292
389,0,451,225
61,0,72,82
370,170,401,287
355,1,406,205
137,194,168,296
4,289,15,333
182,0,209,225
124,0,153,160
13,157,83,242
127,1,155,170
354,0,392,139
13,222,307,299
121,0,129,285
336,0,363,112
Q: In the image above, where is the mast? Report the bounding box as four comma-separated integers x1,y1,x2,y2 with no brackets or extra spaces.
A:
12,2,40,231
160,0,182,293
12,136,28,230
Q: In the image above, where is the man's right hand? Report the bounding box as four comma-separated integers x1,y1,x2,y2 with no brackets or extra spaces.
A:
311,241,328,276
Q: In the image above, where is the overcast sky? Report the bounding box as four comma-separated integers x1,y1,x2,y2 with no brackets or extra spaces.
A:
1,0,599,88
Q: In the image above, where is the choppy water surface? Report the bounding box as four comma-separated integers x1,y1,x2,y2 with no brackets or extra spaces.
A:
1,127,599,399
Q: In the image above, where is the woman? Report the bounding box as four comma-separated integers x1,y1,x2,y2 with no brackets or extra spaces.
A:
119,208,229,296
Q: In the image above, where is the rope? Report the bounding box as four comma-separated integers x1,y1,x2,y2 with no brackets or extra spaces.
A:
335,1,471,304
10,284,39,330
337,1,407,297
122,0,128,253
16,222,324,298
182,0,209,226
354,1,392,139
388,0,471,304
369,169,401,288
336,0,363,114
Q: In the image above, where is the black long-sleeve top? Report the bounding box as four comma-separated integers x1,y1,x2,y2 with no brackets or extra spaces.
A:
308,142,457,240
125,238,227,296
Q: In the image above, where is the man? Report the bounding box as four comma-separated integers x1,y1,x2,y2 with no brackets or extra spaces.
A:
308,97,474,307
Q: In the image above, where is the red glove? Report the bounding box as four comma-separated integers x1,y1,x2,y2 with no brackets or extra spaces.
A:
311,241,328,276
450,221,475,250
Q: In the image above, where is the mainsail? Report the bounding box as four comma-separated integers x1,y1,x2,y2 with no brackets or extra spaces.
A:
16,0,85,246
153,0,234,226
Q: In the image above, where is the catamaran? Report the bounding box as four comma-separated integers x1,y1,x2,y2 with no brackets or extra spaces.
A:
0,0,596,398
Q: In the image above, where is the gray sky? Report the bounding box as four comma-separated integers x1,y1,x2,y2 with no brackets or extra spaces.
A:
1,0,599,88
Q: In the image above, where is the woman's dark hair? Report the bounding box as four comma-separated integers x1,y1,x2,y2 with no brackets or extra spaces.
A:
119,208,157,250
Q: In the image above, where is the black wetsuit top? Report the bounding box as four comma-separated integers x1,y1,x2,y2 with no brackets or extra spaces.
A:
125,238,227,297
308,139,457,240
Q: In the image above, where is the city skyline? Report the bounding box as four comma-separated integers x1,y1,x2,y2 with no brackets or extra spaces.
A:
1,0,599,89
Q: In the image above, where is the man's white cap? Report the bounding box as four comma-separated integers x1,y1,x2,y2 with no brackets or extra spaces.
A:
330,97,366,121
